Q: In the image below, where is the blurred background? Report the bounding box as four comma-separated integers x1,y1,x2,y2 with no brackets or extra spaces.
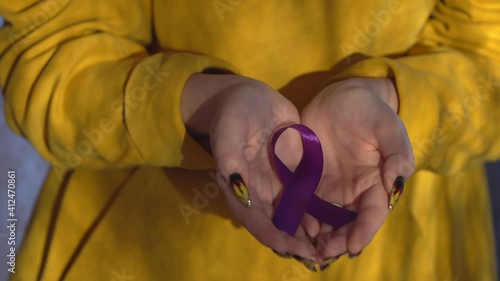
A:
0,16,499,281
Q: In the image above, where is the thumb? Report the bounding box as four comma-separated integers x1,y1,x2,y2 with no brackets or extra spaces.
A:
210,110,292,253
374,107,415,207
344,108,415,254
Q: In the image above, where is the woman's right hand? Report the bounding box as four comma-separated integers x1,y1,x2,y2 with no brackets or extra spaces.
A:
181,74,316,260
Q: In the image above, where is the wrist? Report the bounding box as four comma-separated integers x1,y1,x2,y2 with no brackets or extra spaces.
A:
181,74,271,137
372,78,399,113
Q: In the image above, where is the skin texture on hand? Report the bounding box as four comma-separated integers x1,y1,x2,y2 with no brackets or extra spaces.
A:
181,74,316,258
181,75,415,263
300,78,415,261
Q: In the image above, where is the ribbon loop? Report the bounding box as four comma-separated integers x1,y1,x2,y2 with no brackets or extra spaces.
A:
271,124,357,236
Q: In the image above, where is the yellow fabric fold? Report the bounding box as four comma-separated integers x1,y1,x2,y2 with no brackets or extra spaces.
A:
323,0,500,174
0,0,238,170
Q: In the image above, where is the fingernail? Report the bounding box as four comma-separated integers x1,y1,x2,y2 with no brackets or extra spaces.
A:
293,255,317,272
348,251,362,259
319,257,337,271
334,251,347,259
305,232,317,246
389,176,405,210
229,173,251,207
272,249,292,258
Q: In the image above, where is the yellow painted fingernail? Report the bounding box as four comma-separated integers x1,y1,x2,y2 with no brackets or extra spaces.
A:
389,176,405,210
230,173,251,207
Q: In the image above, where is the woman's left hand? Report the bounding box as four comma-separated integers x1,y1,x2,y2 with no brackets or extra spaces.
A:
299,78,415,264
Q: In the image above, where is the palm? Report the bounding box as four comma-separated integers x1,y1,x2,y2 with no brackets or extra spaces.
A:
306,91,387,209
210,88,315,257
300,83,414,260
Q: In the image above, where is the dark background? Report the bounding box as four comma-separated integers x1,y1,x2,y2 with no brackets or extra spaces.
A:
487,162,500,276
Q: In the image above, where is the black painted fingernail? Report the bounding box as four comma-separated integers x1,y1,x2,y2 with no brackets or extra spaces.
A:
389,176,405,210
272,249,292,258
348,251,362,259
229,173,251,207
334,251,347,259
319,257,337,271
293,255,318,272
305,232,317,246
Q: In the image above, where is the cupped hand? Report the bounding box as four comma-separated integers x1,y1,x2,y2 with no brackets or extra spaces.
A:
182,74,315,259
299,78,415,263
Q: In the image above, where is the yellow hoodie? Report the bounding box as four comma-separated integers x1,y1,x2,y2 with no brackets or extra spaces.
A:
1,0,499,280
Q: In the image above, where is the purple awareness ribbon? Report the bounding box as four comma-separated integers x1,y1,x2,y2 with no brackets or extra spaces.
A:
271,124,357,236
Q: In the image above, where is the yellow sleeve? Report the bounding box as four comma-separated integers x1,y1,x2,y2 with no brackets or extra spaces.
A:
0,0,237,170
327,0,500,174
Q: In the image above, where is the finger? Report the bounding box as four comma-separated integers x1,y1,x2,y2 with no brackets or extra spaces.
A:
301,213,321,241
290,226,319,258
216,170,292,253
211,109,313,256
315,223,350,260
374,107,415,193
211,109,288,249
211,103,263,209
220,181,315,257
346,183,389,255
